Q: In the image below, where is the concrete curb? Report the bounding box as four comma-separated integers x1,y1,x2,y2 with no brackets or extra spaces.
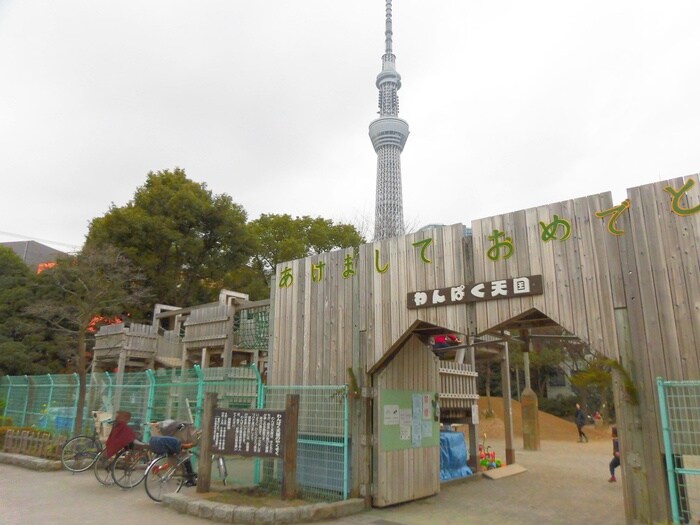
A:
0,452,62,471
163,493,366,524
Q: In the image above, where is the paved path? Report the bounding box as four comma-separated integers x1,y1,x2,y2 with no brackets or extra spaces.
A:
325,438,625,525
0,438,624,525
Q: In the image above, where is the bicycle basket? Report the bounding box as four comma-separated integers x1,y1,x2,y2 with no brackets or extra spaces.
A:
92,411,113,443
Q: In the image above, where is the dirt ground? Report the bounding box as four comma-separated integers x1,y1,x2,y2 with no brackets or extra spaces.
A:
475,396,611,443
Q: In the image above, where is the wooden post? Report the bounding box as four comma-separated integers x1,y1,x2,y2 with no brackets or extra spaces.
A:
501,341,516,465
282,394,299,500
113,351,127,413
520,330,540,451
197,392,217,493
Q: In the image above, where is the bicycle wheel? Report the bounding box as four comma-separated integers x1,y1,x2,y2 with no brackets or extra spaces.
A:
144,455,185,502
93,450,115,486
112,448,150,489
61,435,101,472
216,455,228,486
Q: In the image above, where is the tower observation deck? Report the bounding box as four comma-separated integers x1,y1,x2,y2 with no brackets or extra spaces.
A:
370,0,409,241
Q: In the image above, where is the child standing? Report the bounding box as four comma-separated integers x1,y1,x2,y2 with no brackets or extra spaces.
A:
609,426,621,482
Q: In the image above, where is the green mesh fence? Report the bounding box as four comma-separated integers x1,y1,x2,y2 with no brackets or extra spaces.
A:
658,378,700,524
0,368,350,503
3,376,31,427
234,305,269,349
1,365,261,442
258,385,350,502
149,367,200,426
0,374,81,432
112,371,151,439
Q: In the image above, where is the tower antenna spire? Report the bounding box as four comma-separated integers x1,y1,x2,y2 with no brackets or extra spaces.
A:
370,0,409,240
384,0,393,54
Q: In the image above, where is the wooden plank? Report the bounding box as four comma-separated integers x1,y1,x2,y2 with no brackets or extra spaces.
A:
572,196,602,350
657,176,700,379
672,175,700,377
624,184,668,519
282,394,299,500
587,192,621,358
650,180,687,379
535,204,560,328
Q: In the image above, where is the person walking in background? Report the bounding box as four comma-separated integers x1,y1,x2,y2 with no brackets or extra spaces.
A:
575,403,589,442
609,426,621,482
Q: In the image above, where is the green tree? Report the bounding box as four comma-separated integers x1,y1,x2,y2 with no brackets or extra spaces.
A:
0,247,69,376
510,342,569,398
247,214,364,285
86,168,254,312
25,245,149,433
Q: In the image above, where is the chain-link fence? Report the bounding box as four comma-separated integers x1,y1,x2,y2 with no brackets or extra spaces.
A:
658,378,700,524
0,365,262,438
1,374,80,431
257,385,350,502
1,370,350,502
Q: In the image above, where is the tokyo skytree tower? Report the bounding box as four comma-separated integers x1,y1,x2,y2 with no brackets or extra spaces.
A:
370,0,409,241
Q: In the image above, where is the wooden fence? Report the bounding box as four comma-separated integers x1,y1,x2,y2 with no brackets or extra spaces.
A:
3,429,62,459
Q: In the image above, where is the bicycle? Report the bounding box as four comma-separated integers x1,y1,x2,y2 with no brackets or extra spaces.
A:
60,411,112,473
143,442,229,502
144,440,198,502
110,442,154,488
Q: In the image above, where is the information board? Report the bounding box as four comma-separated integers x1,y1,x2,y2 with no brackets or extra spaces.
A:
380,389,440,452
212,408,285,458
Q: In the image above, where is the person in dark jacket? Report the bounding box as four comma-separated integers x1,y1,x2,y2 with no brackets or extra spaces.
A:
575,403,589,443
609,426,621,482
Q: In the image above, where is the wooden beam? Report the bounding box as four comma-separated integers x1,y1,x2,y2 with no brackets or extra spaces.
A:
196,392,216,493
282,394,299,500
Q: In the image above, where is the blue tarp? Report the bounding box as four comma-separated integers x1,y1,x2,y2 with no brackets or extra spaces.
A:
439,431,473,481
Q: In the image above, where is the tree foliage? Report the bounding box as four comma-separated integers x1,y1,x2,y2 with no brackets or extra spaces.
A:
0,247,69,376
85,168,254,311
247,214,364,284
25,245,149,432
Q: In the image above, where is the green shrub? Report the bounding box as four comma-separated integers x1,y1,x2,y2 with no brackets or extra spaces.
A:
539,394,578,418
0,416,13,427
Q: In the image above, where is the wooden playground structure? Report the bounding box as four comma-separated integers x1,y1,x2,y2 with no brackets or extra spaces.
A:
91,290,271,382
86,174,699,521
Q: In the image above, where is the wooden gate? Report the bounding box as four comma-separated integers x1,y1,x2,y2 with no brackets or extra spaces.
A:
372,337,440,507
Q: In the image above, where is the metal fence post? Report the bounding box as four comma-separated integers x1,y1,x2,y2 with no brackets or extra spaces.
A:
46,374,55,413
4,376,13,419
21,375,30,426
144,369,156,441
252,364,264,409
343,384,349,500
71,372,79,428
104,371,113,413
657,377,681,525
194,365,204,429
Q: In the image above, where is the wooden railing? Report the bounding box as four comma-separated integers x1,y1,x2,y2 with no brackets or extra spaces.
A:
3,429,62,459
438,361,479,419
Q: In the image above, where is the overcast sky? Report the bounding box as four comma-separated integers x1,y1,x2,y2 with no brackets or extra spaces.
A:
2,1,700,252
